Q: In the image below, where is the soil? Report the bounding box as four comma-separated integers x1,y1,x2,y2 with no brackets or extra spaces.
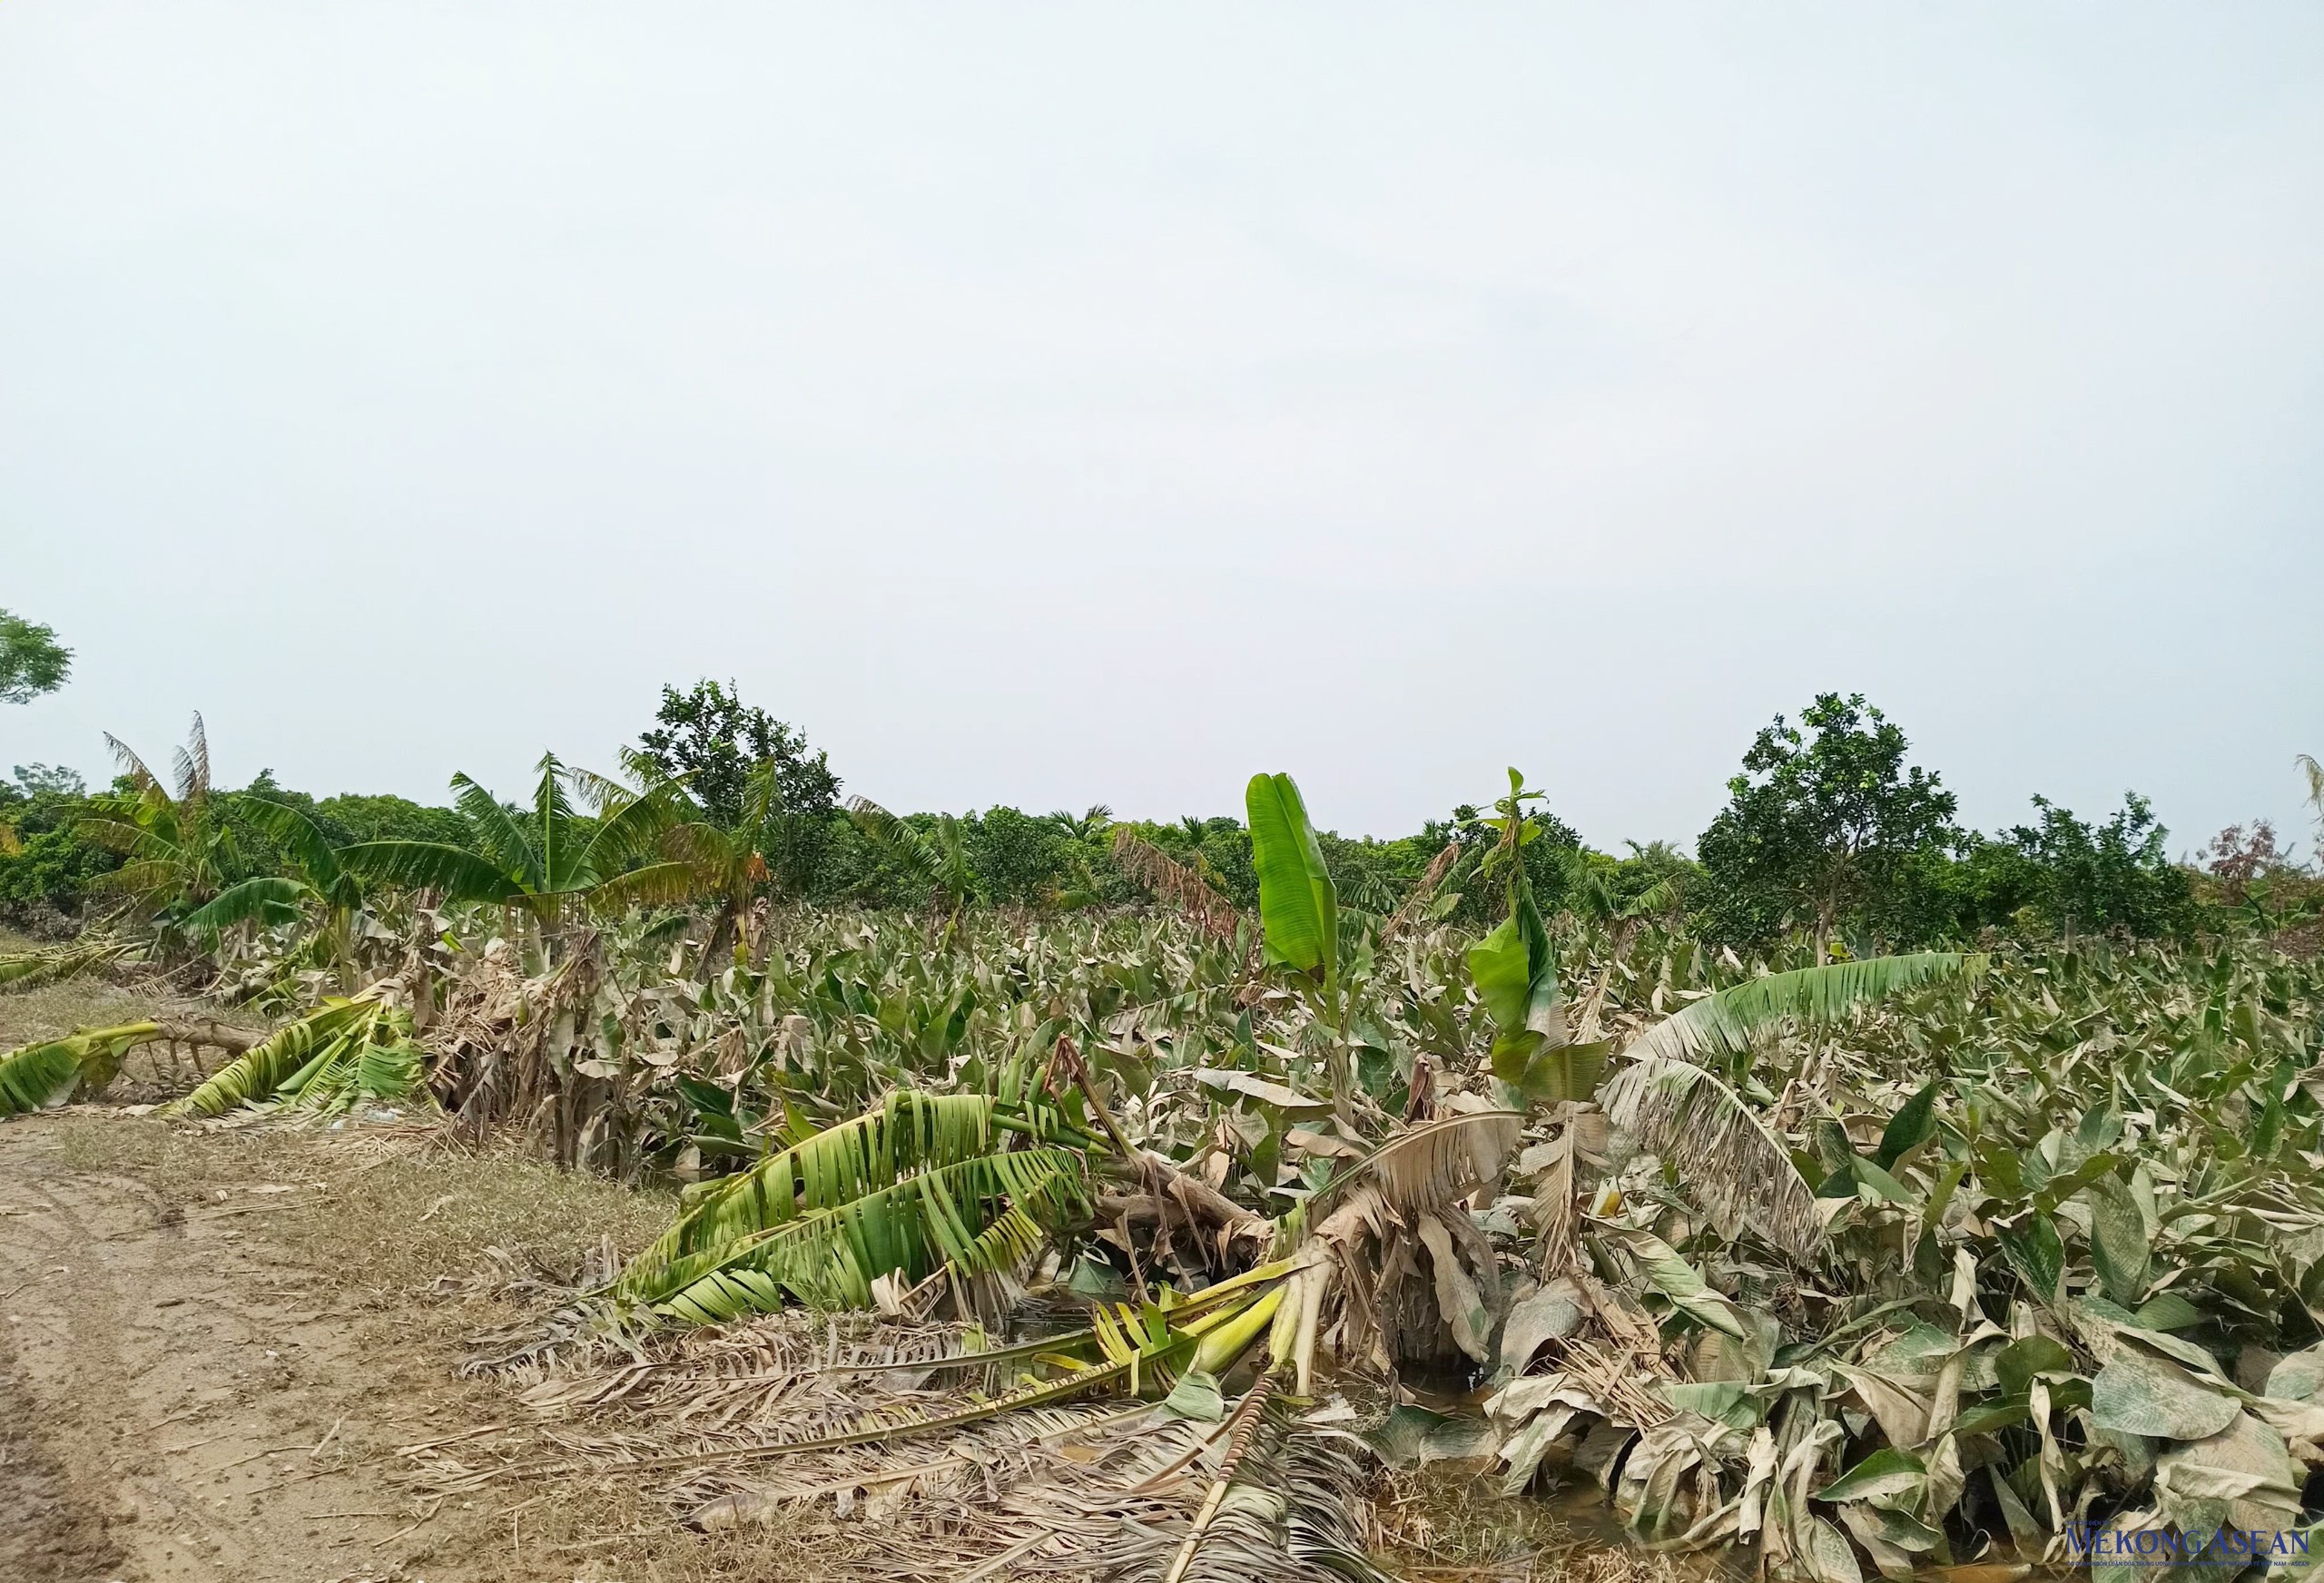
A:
0,1117,485,1582
0,1103,756,1583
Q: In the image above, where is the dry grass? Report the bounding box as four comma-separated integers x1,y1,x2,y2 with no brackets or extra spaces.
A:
29,1111,853,1580
0,972,195,1046
1376,1463,1686,1583
45,1116,675,1300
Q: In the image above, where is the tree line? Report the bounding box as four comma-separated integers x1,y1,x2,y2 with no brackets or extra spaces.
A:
2,674,2313,953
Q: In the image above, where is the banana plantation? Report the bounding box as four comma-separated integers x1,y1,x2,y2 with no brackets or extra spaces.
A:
6,731,2324,1583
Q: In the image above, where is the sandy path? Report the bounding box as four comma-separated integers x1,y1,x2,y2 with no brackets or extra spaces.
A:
0,1118,519,1583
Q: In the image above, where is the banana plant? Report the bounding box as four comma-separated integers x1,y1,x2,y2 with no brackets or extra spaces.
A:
339,752,698,959
76,713,240,947
181,794,372,989
1,1017,261,1113
1246,772,1355,1121
161,994,419,1118
845,798,975,940
0,935,134,991
1468,771,1610,1108
616,1080,1102,1322
1600,949,1988,1263
1,1024,155,1113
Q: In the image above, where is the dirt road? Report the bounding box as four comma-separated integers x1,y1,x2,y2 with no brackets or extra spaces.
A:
0,1111,704,1583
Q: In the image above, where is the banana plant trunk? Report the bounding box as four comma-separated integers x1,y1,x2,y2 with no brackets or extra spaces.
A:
698,899,741,982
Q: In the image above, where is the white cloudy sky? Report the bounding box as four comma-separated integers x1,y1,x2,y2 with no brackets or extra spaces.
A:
4,4,2319,851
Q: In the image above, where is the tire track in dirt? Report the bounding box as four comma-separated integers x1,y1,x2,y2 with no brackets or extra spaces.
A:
0,1117,517,1583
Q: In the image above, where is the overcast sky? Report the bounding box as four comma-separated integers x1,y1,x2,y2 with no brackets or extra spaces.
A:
4,5,2319,853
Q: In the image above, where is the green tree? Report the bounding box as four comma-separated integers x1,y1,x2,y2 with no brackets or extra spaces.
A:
964,806,1071,906
636,681,839,892
1696,693,1960,960
0,609,71,703
0,766,116,924
2001,792,2194,939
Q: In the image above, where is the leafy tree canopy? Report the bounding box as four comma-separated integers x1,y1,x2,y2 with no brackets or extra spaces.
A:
637,680,838,831
1697,693,1959,957
0,609,71,703
2000,792,2195,939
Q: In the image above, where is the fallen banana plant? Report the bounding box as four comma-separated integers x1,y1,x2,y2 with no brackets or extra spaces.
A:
0,934,135,992
427,1288,1386,1583
0,1017,260,1114
160,992,421,1118
616,1086,1104,1320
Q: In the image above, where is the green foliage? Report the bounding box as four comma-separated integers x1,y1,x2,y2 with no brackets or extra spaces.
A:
637,679,840,891
1246,773,1338,993
1696,693,1960,955
618,1087,1090,1321
0,608,71,703
961,805,1075,905
844,800,977,925
1999,792,2197,939
0,767,119,923
340,752,697,939
0,1022,153,1112
162,997,410,1118
77,715,246,939
304,788,472,848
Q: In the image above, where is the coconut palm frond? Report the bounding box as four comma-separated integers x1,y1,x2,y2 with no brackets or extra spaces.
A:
1112,829,1240,940
1600,1056,1822,1263
1085,1397,1391,1583
1621,950,1985,1069
706,1279,1282,1457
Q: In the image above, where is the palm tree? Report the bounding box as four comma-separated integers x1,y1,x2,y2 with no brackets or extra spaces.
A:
1045,804,1113,842
339,752,695,957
